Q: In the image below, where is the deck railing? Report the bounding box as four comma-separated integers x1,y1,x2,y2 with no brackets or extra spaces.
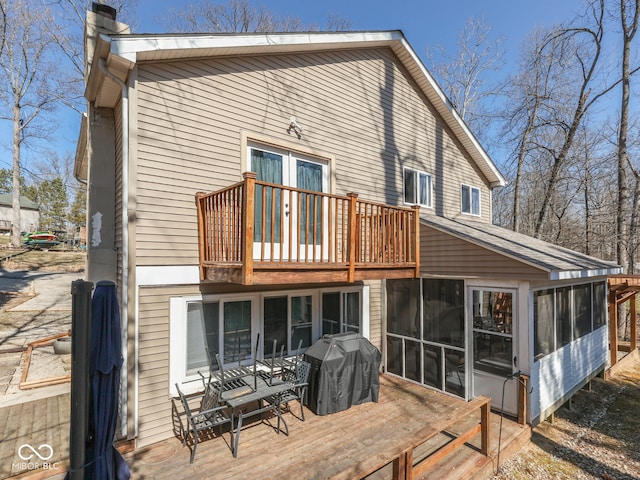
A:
330,395,491,480
196,172,420,284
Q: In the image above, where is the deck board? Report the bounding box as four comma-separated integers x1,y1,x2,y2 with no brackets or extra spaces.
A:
0,393,70,479
126,375,529,480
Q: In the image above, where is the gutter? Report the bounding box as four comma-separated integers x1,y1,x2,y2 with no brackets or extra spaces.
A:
97,58,130,438
73,113,88,185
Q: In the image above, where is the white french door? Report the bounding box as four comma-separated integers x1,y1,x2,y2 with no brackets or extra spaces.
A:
248,144,329,261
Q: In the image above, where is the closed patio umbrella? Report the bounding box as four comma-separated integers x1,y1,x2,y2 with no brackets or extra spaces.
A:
86,281,130,480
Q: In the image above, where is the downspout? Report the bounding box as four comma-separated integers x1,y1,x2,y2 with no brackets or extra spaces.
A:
97,58,130,438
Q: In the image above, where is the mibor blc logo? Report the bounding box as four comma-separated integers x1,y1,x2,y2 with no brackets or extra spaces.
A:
13,443,59,471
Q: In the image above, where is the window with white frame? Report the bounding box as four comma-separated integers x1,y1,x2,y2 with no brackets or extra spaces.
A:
403,168,432,208
170,287,369,394
321,291,361,336
461,184,480,216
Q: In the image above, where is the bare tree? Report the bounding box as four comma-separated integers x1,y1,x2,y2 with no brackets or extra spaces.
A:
0,0,61,246
0,1,6,56
325,13,352,31
158,0,350,34
159,0,302,33
501,28,555,232
529,0,638,238
426,16,506,141
48,0,137,114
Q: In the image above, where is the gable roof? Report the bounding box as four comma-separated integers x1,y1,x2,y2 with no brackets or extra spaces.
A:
0,193,39,210
423,215,622,280
84,30,506,188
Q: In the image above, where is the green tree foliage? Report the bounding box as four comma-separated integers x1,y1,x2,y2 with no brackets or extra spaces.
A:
67,185,86,228
35,178,68,231
0,168,29,194
0,168,11,193
21,184,38,202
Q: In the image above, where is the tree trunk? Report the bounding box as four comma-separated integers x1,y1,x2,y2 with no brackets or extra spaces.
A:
630,172,640,274
584,142,591,255
533,96,585,238
11,100,21,248
616,0,639,274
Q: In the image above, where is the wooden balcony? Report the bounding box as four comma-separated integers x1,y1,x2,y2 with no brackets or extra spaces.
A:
196,172,420,285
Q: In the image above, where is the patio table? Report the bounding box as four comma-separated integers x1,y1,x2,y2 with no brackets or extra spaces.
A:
224,374,292,457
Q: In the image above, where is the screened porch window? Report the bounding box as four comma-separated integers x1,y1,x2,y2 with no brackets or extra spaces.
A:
386,278,466,398
534,289,554,357
533,281,607,360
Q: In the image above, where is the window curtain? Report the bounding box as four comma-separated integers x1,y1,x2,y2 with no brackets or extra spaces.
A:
252,149,283,242
461,186,470,213
419,174,429,206
297,160,323,245
471,188,480,215
404,170,416,204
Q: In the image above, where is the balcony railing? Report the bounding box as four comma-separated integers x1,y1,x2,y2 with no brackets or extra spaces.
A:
196,172,420,285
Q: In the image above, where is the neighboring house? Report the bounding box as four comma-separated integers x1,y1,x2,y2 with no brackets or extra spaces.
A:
0,193,39,234
75,9,621,450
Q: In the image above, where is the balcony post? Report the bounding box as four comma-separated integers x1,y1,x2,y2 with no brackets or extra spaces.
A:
631,293,637,351
242,172,256,285
609,290,618,367
412,205,421,278
195,192,207,280
347,193,358,283
480,398,490,456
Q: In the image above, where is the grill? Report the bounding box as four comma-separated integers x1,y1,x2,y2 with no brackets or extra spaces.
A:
304,333,381,416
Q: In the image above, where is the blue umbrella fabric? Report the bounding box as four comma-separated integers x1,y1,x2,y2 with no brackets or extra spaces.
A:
86,281,130,479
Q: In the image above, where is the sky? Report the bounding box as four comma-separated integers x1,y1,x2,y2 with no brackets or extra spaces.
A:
2,0,590,176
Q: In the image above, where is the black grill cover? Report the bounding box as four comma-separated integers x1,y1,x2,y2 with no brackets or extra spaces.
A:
304,333,381,416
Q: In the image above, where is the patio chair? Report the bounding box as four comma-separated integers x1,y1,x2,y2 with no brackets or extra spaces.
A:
214,353,254,401
274,359,311,421
174,381,236,463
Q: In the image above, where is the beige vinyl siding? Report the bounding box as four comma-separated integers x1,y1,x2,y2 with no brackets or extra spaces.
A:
421,225,550,280
137,285,200,447
135,47,493,265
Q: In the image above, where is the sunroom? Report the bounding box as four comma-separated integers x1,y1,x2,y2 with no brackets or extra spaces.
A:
382,215,621,422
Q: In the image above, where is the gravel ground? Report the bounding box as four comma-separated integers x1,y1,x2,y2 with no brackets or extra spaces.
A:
493,357,640,480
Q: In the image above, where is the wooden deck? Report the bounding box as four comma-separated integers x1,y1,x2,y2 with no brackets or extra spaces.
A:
0,393,69,479
124,375,530,480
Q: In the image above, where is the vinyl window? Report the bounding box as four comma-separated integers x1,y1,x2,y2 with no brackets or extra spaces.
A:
404,168,432,208
461,184,480,216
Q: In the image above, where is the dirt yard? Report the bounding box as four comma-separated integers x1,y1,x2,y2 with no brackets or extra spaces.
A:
0,252,83,399
0,250,85,272
493,357,640,480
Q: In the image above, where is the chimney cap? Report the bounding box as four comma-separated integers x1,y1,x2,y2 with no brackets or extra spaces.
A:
92,2,117,21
